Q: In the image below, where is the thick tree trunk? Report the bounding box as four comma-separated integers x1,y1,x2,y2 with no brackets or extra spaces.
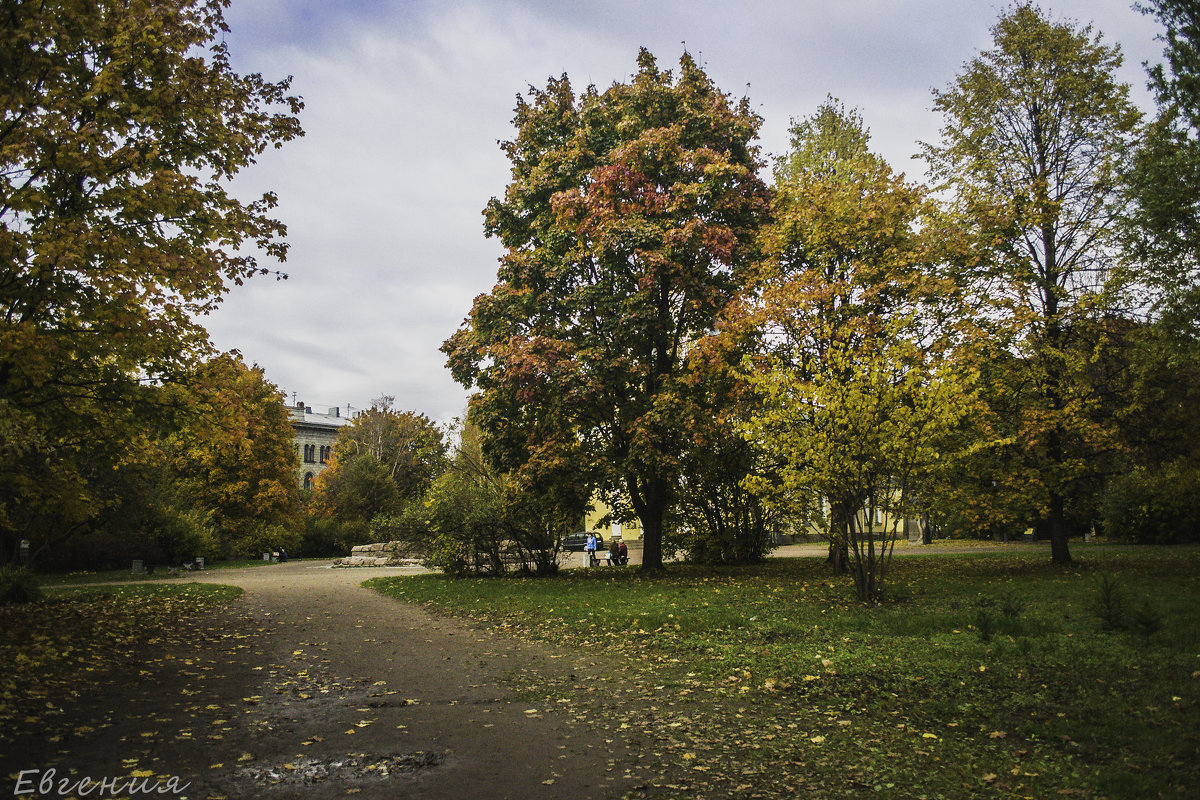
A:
1047,490,1073,564
826,500,849,575
640,509,666,571
630,474,668,571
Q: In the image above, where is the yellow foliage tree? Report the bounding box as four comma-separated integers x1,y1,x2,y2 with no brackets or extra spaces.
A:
734,99,974,600
167,354,302,558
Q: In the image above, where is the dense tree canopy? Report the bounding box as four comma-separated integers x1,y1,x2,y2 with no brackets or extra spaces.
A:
24,353,301,569
310,401,447,533
166,354,301,559
0,0,303,558
1125,0,1200,308
922,4,1142,563
443,49,770,571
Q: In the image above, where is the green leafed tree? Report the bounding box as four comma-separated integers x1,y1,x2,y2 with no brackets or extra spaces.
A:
1124,0,1200,308
1099,1,1200,544
735,99,973,601
1097,313,1200,543
417,419,567,577
0,0,303,560
310,400,447,543
442,49,770,571
922,4,1141,564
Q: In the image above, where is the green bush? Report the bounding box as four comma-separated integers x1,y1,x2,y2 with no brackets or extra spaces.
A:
1102,460,1200,544
0,565,43,604
299,516,374,557
232,521,302,561
153,506,218,564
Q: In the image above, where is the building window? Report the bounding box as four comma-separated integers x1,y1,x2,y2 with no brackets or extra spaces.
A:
304,444,316,463
303,472,315,490
319,445,331,463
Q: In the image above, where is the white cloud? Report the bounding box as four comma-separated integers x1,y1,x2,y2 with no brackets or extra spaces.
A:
207,0,1166,423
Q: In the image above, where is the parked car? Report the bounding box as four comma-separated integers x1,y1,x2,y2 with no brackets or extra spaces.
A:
559,532,605,552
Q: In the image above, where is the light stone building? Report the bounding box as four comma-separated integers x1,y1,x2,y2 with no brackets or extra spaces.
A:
288,402,354,489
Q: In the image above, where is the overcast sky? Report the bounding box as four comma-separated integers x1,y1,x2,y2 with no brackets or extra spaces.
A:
207,0,1166,423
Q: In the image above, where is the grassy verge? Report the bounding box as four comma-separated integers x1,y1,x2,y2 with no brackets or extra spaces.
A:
36,557,286,587
368,547,1200,799
0,583,243,742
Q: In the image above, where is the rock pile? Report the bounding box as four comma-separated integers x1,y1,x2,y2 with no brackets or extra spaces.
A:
332,541,423,567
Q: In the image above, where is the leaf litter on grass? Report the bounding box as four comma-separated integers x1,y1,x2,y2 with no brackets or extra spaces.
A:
369,550,1200,799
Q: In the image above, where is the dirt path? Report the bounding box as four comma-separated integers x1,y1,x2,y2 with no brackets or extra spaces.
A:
5,563,651,800
7,542,1053,798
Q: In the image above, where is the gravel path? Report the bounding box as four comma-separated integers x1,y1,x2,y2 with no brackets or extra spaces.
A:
8,563,650,800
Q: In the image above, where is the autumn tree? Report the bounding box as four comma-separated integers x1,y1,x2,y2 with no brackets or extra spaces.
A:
310,400,447,544
922,5,1141,564
0,0,302,561
166,354,302,558
443,50,770,571
736,99,972,601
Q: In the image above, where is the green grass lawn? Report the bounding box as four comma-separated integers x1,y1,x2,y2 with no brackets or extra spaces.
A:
36,557,286,587
368,546,1200,799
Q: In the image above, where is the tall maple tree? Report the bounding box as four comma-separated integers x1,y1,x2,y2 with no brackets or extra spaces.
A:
0,0,302,558
443,50,769,570
922,5,1141,564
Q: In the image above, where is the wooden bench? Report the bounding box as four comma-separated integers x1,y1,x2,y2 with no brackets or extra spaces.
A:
588,552,628,566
